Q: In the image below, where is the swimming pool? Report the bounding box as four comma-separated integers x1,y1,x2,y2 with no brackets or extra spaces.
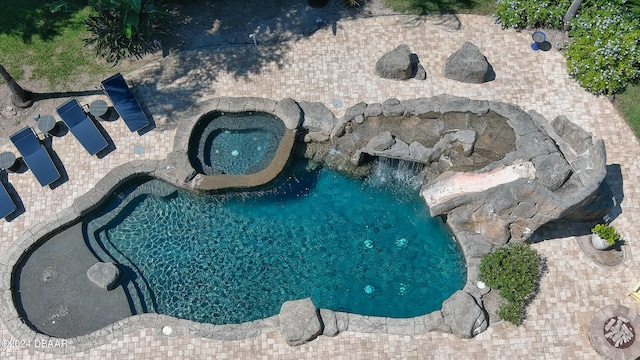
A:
83,159,466,325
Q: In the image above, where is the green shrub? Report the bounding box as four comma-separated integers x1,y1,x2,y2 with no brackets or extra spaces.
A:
565,1,640,95
479,244,541,325
84,0,167,64
494,0,571,29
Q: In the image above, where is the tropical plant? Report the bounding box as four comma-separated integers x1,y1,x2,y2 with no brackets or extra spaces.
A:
84,0,167,63
479,244,542,325
591,223,621,245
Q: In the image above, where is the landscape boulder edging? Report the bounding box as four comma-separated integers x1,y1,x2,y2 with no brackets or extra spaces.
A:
279,298,323,346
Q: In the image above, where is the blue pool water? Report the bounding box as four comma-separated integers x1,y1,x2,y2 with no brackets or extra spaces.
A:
190,112,285,175
87,159,466,324
206,128,272,174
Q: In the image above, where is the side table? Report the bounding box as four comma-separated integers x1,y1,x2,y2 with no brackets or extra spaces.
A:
37,115,57,137
89,100,109,119
0,152,17,171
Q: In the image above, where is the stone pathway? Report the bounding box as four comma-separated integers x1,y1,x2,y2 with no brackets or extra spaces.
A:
2,14,640,359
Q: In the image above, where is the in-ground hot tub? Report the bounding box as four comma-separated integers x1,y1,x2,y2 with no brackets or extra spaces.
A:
189,111,285,176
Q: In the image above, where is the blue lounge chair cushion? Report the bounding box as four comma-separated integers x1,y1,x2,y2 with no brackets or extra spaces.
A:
56,99,108,155
10,127,61,187
101,73,150,132
0,180,16,219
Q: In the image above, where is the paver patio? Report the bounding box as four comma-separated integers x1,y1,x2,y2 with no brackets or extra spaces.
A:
1,14,639,359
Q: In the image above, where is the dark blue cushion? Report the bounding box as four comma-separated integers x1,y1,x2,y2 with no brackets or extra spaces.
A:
10,127,61,186
0,180,16,219
101,73,150,132
57,99,108,155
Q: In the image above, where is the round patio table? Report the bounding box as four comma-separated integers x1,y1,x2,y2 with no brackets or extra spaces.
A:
0,152,16,171
37,115,57,136
89,100,109,119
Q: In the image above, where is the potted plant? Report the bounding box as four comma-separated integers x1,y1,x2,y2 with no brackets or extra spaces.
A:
591,223,621,250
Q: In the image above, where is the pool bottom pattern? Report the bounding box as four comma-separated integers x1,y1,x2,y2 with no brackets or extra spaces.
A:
86,159,466,325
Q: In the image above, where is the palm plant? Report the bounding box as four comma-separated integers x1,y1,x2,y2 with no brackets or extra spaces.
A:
84,0,167,63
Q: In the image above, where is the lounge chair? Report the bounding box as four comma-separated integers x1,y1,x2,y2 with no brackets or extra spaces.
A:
56,99,108,155
10,127,61,187
101,73,150,132
629,282,640,303
0,178,16,219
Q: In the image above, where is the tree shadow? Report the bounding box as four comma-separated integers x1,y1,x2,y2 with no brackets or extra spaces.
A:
32,90,105,101
0,0,87,42
155,0,374,79
162,0,369,52
389,0,480,15
127,0,379,131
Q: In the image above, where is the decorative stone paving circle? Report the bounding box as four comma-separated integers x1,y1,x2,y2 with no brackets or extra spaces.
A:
590,305,640,359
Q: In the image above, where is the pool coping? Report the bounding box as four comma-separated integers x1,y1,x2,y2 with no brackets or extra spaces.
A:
0,95,610,352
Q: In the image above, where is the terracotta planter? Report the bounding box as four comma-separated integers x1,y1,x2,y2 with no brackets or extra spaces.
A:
591,233,612,251
308,0,329,8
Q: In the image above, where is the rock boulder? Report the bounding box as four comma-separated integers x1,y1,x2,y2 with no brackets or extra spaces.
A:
441,290,487,338
87,262,121,290
279,298,323,346
273,98,302,130
366,131,395,152
443,42,490,84
319,309,339,337
375,44,412,80
298,101,336,135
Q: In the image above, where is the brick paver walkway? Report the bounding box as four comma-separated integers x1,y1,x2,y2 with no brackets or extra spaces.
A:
2,14,639,359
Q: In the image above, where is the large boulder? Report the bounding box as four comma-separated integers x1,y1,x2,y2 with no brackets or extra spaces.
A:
298,101,336,135
441,291,488,338
279,298,323,346
366,131,395,152
87,262,121,290
375,44,413,80
443,42,490,84
273,98,302,130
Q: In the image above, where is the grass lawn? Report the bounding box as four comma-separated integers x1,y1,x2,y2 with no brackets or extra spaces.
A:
384,0,497,15
0,0,114,90
615,84,640,138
